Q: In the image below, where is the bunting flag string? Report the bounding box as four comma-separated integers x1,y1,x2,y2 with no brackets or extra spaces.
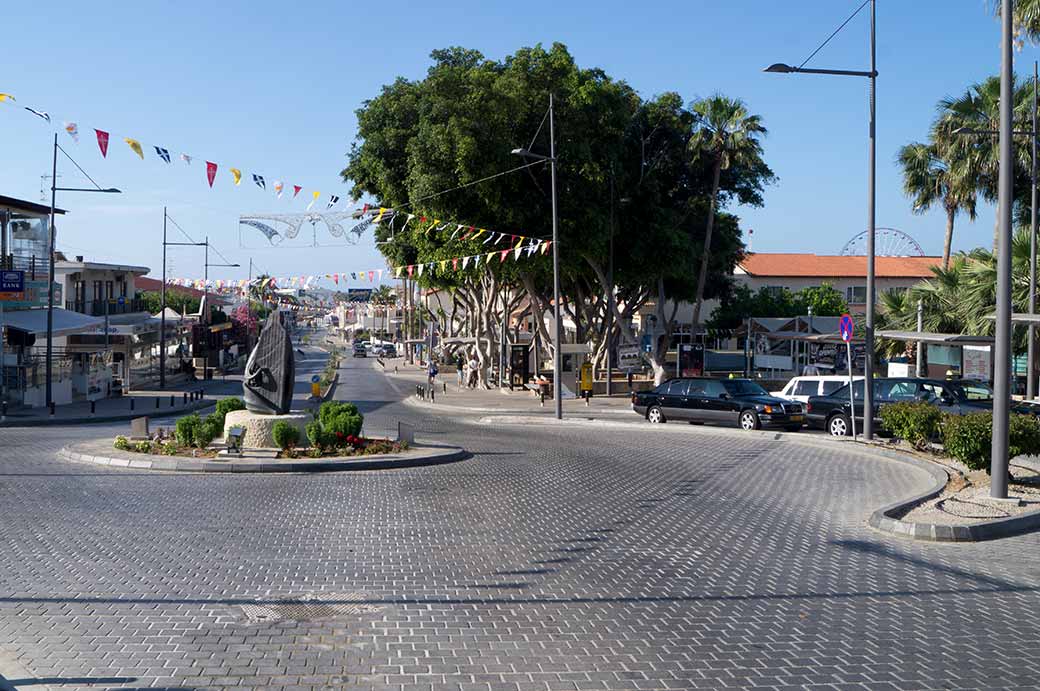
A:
167,239,555,296
358,205,547,252
0,93,340,205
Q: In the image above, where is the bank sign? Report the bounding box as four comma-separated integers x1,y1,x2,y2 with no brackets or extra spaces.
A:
0,279,60,308
0,270,25,293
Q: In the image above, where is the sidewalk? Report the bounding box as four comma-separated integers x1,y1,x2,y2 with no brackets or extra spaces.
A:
384,360,639,418
0,375,241,428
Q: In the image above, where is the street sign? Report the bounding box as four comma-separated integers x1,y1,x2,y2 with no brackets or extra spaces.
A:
618,344,643,371
0,270,25,293
839,313,855,342
117,295,126,307
311,374,321,384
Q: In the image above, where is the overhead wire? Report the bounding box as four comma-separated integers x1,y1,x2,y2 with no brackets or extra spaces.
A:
797,0,871,70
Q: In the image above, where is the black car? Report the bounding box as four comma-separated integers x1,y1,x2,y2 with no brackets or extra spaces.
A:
807,377,1010,437
352,343,367,358
632,377,805,431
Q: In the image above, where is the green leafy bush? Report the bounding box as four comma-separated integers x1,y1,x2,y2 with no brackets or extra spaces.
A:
175,413,202,447
114,436,131,451
940,413,992,471
194,418,221,449
272,421,300,451
1010,414,1040,458
314,400,363,445
879,401,942,449
213,397,246,427
941,412,1040,471
306,420,325,449
161,442,179,456
134,441,152,453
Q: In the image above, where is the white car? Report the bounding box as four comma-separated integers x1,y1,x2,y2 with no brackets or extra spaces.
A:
771,375,864,404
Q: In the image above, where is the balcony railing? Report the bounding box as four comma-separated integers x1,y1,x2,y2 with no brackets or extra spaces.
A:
0,254,40,279
65,298,147,317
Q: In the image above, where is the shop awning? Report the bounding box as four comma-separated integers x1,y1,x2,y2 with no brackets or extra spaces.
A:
877,330,994,346
2,308,103,337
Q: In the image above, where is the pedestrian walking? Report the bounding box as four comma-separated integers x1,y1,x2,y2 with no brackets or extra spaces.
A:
468,354,479,388
428,359,439,391
456,355,465,389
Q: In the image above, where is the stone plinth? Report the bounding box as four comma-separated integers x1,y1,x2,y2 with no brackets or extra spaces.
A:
224,409,310,449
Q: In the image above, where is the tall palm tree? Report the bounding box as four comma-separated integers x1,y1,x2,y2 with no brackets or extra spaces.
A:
688,95,767,326
371,284,396,337
932,75,1034,250
897,141,977,269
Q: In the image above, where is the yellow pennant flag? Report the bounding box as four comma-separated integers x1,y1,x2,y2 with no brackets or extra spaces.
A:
124,137,144,159
486,252,495,264
230,168,242,185
376,207,386,222
514,235,525,249
0,93,15,102
439,260,447,272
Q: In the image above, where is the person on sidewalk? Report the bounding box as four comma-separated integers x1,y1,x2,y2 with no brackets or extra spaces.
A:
427,360,439,392
467,354,479,388
456,355,465,389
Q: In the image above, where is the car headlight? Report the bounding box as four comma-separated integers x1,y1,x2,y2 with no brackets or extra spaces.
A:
759,404,773,414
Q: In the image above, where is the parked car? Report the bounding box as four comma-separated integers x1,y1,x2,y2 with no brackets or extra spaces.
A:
632,377,805,431
380,343,399,358
771,375,864,404
806,377,1023,437
352,342,367,358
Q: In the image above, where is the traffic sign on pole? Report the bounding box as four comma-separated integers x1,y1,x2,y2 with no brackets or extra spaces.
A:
839,313,855,342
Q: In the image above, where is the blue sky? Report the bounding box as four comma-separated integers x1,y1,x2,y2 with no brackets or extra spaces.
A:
0,0,1034,284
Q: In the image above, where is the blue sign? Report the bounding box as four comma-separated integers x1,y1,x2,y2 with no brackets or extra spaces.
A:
0,270,24,293
839,313,855,342
310,374,321,384
117,295,126,306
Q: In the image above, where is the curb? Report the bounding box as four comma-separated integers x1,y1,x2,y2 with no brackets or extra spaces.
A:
0,397,217,428
57,442,468,473
399,388,635,418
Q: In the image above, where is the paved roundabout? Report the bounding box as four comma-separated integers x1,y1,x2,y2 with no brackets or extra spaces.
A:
3,356,1040,690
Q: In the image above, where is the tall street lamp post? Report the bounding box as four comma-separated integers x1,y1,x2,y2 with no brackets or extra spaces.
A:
512,93,562,419
160,207,206,389
46,133,121,408
764,0,878,439
993,0,1015,499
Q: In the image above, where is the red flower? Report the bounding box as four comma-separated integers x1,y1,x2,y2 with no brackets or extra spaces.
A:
336,432,344,440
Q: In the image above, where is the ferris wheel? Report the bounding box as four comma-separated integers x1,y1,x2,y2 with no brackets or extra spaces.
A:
839,227,924,257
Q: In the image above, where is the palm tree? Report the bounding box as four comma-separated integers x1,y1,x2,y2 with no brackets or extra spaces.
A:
995,1,1040,45
688,95,767,326
932,75,1034,250
897,141,976,269
370,284,396,337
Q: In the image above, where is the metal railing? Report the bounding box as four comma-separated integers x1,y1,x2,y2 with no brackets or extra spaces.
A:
0,254,39,279
65,298,147,316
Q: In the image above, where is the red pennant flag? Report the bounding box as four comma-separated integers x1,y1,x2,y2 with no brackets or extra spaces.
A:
407,265,414,277
452,258,458,271
333,273,339,285
206,161,217,187
500,249,509,263
362,203,369,214
95,129,109,157
368,271,374,281
292,185,302,198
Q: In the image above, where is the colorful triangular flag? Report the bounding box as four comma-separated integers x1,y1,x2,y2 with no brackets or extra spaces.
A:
24,107,50,123
63,122,79,142
253,174,265,190
154,146,171,163
206,161,217,187
95,129,109,157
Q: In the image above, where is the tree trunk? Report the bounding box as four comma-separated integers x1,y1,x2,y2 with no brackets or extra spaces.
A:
943,205,955,270
691,157,724,327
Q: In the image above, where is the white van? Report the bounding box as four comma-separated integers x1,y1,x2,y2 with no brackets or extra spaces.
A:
771,375,864,404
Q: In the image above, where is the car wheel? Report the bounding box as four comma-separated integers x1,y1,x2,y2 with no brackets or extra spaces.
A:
739,410,760,431
647,406,665,424
828,413,852,437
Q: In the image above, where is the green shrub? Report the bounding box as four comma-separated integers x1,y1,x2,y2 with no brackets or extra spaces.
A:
114,436,131,451
272,421,300,450
879,401,942,449
940,413,992,471
194,418,221,449
161,442,179,456
324,411,363,439
1010,414,1040,458
175,413,202,447
134,441,152,453
319,401,359,427
213,397,246,427
306,420,324,449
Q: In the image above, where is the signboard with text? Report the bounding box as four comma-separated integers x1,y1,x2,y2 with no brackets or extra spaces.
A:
0,280,59,308
0,270,25,293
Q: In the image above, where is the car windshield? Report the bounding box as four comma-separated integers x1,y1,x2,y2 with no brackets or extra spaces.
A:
722,379,769,396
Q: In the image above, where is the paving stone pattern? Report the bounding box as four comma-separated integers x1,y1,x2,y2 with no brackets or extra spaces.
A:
3,360,1040,690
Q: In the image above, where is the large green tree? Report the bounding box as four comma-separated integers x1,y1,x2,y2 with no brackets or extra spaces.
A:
342,44,773,384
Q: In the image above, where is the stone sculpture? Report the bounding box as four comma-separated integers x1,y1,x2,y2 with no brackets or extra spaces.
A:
243,311,295,414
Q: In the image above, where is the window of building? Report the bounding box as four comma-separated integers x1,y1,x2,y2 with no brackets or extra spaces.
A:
105,281,114,300
846,286,867,303
92,280,103,302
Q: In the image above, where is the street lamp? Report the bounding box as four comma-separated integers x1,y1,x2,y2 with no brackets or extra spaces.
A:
764,0,878,439
160,207,206,389
512,93,562,419
46,132,121,409
951,63,1040,401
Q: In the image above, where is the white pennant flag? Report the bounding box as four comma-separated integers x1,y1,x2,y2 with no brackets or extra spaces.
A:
514,246,523,260
462,256,471,270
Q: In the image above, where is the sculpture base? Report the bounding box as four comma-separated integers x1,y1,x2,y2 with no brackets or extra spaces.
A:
224,409,310,449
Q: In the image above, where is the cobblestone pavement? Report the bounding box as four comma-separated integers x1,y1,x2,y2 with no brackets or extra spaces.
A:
3,358,1040,690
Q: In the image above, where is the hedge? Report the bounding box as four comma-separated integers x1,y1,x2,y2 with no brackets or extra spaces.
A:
940,412,1040,471
878,401,941,449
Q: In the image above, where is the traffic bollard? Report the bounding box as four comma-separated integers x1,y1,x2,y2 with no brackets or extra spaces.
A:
90,400,96,417
170,395,176,407
443,382,447,393
130,398,135,412
49,402,55,417
2,401,7,421
430,386,435,403
155,397,160,410
183,392,188,405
